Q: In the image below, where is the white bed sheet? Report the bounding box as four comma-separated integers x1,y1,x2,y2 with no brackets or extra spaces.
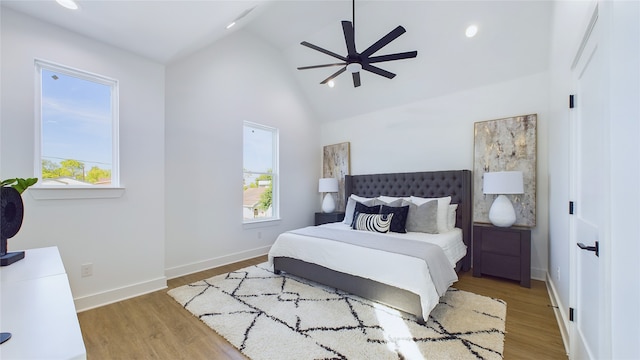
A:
267,223,467,318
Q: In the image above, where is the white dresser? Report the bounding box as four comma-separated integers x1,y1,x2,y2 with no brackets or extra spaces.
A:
0,247,86,359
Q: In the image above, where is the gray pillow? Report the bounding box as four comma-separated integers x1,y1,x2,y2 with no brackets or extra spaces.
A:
343,197,377,225
406,200,438,233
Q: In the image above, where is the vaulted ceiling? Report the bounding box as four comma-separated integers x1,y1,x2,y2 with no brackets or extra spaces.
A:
1,0,552,121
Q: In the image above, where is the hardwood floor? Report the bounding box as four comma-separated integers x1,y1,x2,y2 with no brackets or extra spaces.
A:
78,256,568,359
455,271,568,359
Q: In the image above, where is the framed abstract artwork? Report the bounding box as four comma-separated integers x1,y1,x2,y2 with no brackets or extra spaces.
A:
473,114,537,227
322,142,350,212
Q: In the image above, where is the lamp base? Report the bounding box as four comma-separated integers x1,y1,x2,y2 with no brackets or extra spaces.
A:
489,195,517,227
0,251,25,266
321,193,336,213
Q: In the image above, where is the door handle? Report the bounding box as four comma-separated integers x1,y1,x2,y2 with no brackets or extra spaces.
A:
577,241,599,257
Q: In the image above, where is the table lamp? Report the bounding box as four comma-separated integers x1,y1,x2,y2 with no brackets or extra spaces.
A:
483,171,524,227
318,178,339,213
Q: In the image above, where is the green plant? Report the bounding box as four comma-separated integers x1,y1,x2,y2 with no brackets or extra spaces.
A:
1,178,38,194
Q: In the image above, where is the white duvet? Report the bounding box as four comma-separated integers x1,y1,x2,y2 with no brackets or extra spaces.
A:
268,222,467,318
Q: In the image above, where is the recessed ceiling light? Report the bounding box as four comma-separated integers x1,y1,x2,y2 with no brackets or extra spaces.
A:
327,80,335,88
56,0,79,10
465,25,478,38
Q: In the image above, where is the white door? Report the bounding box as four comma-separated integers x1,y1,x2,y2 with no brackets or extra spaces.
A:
570,7,609,360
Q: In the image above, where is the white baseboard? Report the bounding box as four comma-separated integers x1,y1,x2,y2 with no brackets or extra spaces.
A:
546,273,571,356
164,246,271,280
74,276,167,312
532,267,547,281
74,246,270,313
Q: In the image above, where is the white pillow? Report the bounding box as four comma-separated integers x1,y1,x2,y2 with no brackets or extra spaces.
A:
447,204,458,231
410,196,451,233
351,194,374,202
376,195,410,204
343,195,376,225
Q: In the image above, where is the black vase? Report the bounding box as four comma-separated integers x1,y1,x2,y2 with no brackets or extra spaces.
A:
1,186,25,265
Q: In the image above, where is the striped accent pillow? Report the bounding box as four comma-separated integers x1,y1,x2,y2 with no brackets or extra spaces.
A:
352,212,394,233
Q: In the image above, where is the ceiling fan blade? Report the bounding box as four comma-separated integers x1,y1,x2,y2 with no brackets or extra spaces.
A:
301,41,347,61
352,72,361,87
362,64,396,79
320,67,347,84
361,26,407,58
342,21,357,56
367,51,417,64
297,63,346,70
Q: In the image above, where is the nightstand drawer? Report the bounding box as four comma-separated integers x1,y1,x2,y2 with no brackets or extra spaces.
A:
481,253,521,281
481,230,521,256
473,223,531,287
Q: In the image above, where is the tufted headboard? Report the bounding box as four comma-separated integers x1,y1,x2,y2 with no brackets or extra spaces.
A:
344,170,472,271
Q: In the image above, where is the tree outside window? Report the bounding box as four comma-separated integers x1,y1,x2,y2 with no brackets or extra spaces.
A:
36,60,119,187
243,122,278,222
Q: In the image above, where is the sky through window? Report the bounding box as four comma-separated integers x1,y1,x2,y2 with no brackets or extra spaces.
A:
41,69,113,171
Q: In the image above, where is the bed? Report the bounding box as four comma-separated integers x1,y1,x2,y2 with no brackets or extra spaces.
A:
269,170,472,324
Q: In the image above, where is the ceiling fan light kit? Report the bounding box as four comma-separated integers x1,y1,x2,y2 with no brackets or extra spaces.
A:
297,0,417,88
346,62,362,73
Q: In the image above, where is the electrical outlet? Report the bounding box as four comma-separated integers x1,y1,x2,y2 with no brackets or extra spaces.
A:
556,266,560,281
81,263,93,277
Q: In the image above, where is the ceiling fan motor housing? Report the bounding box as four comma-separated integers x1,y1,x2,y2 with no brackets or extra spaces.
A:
297,11,417,87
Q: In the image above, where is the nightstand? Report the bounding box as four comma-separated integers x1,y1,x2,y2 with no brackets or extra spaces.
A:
315,212,345,226
473,223,531,287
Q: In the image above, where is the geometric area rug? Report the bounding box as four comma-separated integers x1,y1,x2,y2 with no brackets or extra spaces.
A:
168,263,506,360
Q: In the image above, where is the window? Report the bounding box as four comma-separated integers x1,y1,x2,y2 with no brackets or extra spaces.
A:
243,122,279,222
35,60,119,187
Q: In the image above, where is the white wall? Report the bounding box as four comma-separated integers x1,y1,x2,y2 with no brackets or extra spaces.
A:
0,8,166,311
601,1,639,357
1,8,320,310
164,30,320,278
548,1,640,357
320,72,550,279
546,1,595,348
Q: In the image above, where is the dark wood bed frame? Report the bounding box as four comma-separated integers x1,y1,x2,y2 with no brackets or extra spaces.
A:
273,169,472,323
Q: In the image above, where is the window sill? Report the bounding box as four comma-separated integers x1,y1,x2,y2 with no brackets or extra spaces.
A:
29,187,125,200
242,218,282,229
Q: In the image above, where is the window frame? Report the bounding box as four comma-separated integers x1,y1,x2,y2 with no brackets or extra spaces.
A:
242,121,280,224
32,59,123,199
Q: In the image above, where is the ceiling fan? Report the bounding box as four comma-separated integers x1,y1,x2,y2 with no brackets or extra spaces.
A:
297,0,417,88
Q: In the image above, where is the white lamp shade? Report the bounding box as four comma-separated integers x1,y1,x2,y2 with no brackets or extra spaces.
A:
483,171,524,195
318,178,339,193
